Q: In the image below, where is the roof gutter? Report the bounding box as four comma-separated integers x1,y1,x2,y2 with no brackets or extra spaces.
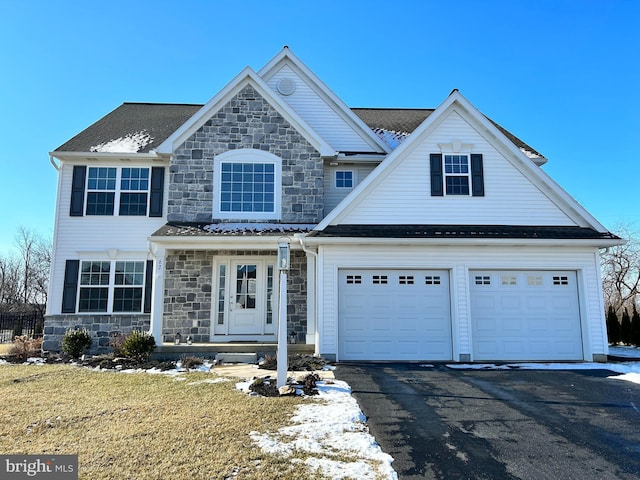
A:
301,235,625,248
50,151,167,162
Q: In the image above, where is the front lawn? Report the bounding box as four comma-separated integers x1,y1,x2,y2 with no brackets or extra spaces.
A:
0,364,320,479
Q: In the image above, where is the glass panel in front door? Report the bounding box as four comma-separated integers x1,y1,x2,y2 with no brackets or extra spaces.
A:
235,264,257,309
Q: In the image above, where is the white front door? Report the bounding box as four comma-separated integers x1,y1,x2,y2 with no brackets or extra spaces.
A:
212,258,276,339
229,261,263,334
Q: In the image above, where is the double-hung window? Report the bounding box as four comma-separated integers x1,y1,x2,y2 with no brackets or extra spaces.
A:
85,167,150,216
77,260,147,313
430,152,484,197
444,155,470,195
70,165,164,217
214,149,282,220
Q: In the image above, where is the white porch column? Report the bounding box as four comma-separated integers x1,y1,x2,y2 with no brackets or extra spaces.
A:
149,246,166,345
305,250,317,346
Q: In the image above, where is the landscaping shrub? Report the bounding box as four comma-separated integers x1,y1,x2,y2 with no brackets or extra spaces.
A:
606,305,620,345
180,355,204,369
108,333,126,357
631,305,640,347
621,308,632,345
8,336,43,361
62,328,92,358
121,330,156,362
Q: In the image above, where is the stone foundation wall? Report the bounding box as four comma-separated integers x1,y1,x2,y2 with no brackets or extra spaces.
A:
43,315,150,354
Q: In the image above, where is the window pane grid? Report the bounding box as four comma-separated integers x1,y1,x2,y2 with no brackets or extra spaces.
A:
336,171,353,188
86,167,149,216
77,260,146,313
446,176,470,195
115,262,145,286
220,162,275,213
113,287,143,312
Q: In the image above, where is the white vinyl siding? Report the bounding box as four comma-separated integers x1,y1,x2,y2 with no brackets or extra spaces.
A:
47,162,167,315
317,244,606,362
266,64,381,153
337,110,576,226
323,163,377,215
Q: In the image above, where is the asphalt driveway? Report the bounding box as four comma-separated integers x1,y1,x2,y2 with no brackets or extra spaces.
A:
334,363,640,480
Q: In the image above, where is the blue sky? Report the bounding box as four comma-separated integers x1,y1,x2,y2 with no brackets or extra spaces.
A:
0,0,638,254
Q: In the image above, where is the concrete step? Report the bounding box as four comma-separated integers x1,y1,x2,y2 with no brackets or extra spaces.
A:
215,352,258,364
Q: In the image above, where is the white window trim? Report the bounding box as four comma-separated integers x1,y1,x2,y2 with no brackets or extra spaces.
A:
438,142,474,197
443,154,471,196
213,149,282,220
85,166,151,216
77,259,147,314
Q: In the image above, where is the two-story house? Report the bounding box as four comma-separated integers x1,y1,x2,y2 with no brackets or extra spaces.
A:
44,47,621,362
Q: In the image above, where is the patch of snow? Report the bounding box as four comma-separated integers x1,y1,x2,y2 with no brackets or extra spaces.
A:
203,223,316,234
187,377,230,386
249,379,397,480
519,147,542,159
609,345,640,358
445,361,640,385
372,128,409,149
90,131,153,153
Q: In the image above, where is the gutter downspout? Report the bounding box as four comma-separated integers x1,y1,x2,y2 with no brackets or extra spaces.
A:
295,233,319,355
49,154,60,171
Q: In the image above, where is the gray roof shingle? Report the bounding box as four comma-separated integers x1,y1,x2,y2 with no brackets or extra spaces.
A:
54,102,543,158
55,103,202,153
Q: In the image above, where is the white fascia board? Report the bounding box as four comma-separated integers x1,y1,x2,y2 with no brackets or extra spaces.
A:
258,47,391,155
301,235,624,248
50,151,165,162
148,234,304,250
156,66,334,157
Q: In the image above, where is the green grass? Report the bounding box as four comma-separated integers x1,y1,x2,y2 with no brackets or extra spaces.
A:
0,364,328,479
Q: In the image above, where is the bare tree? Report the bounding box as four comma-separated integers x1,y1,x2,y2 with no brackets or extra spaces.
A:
0,226,51,313
601,223,640,313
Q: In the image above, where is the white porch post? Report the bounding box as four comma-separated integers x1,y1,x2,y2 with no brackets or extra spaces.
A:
149,246,166,345
277,238,291,388
305,250,317,346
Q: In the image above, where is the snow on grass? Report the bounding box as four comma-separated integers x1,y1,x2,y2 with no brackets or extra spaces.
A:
247,379,397,480
90,131,153,153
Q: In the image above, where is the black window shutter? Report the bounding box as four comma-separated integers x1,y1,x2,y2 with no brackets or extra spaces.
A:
149,167,165,217
143,260,153,314
62,260,80,313
70,166,86,216
430,154,443,196
471,154,485,197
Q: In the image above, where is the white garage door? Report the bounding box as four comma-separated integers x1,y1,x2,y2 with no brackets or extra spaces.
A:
339,269,452,361
470,271,583,361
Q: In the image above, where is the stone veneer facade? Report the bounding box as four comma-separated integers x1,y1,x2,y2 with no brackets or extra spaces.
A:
167,84,324,224
43,315,150,354
162,249,307,343
43,85,321,353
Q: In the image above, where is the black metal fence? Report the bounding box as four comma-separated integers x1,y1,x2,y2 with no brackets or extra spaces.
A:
0,312,45,343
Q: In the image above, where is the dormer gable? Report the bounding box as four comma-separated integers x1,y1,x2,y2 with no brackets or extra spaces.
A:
155,66,334,157
317,90,608,234
258,47,390,155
